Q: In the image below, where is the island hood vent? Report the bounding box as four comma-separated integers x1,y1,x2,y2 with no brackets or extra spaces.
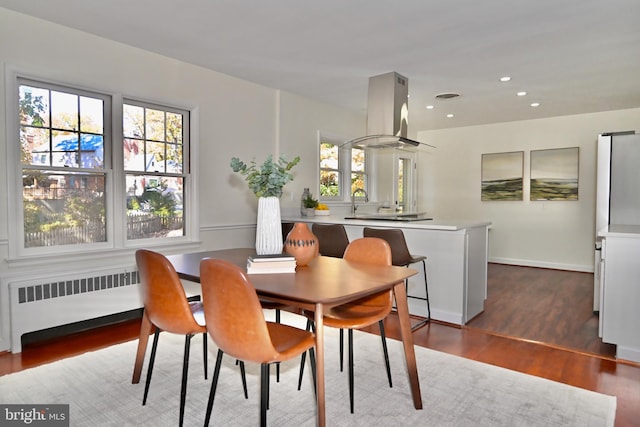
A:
341,72,434,150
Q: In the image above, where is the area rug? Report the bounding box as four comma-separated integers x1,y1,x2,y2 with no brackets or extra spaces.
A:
0,312,616,426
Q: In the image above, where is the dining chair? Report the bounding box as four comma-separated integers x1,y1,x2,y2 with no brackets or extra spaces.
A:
200,258,317,427
134,249,247,427
311,223,350,258
363,227,431,330
298,237,395,414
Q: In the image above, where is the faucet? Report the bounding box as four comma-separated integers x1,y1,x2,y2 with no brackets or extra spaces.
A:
351,188,369,215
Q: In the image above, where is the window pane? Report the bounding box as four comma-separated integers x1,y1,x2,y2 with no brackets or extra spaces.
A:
23,170,106,248
80,96,104,134
19,85,49,127
124,138,145,171
166,144,183,174
123,104,144,138
320,142,338,169
166,112,183,144
351,147,365,172
146,108,165,141
51,91,78,131
147,141,166,172
351,173,366,194
320,170,340,197
126,174,184,239
21,126,50,165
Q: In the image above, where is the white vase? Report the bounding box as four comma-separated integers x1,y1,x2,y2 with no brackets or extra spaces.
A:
255,196,283,255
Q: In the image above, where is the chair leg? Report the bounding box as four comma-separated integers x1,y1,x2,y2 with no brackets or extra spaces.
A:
204,349,224,427
348,329,355,414
378,320,393,388
339,328,344,372
297,318,312,390
275,309,281,383
179,334,193,427
202,332,208,380
308,348,317,398
260,364,269,427
142,328,161,405
239,361,248,399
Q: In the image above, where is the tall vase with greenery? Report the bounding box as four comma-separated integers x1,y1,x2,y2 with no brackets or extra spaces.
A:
230,154,300,254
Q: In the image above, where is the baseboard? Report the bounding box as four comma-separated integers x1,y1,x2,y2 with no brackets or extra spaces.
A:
489,257,593,273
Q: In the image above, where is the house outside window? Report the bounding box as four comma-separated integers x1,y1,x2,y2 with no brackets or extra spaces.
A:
10,77,191,258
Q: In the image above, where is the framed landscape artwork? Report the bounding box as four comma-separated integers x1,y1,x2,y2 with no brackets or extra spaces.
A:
481,151,523,201
530,147,579,201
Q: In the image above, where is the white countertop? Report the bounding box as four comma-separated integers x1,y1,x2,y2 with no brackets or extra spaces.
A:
282,215,492,231
598,224,640,238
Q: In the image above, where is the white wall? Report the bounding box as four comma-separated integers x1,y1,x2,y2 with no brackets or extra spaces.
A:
417,108,640,271
0,8,363,351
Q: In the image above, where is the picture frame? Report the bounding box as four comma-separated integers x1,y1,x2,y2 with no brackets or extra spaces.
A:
481,151,524,201
530,147,579,201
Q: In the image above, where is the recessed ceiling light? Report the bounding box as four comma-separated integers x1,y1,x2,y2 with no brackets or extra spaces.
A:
500,76,511,82
517,91,527,96
446,114,454,118
426,105,434,110
530,102,540,107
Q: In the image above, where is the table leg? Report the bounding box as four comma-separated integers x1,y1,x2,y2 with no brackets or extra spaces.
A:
131,311,153,384
314,303,325,427
393,282,423,409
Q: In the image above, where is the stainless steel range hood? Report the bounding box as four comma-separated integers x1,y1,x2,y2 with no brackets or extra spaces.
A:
341,72,434,150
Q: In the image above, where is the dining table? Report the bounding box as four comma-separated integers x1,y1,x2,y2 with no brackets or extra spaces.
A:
132,248,422,426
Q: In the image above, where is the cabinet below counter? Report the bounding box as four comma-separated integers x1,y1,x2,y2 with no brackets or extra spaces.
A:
283,216,491,325
597,224,640,363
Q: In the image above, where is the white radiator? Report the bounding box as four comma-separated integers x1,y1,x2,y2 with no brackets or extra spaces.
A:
9,267,143,353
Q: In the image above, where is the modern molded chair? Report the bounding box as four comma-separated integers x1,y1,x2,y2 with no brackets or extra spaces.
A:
299,237,395,414
134,249,215,427
200,258,317,427
363,227,431,330
311,223,350,258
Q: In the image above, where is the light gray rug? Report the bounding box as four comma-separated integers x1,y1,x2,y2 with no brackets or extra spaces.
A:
0,312,616,426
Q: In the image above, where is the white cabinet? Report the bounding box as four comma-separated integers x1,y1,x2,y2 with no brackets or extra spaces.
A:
599,225,640,363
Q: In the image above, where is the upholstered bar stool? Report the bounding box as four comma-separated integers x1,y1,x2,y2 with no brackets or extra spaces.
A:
363,227,431,330
311,223,350,258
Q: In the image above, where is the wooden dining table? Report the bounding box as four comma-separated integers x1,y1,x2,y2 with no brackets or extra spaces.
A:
132,248,422,426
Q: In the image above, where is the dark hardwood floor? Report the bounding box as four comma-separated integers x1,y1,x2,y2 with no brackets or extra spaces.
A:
467,263,617,358
1,264,638,426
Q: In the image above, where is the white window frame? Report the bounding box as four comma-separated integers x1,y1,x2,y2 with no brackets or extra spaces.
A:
5,71,197,262
318,133,369,203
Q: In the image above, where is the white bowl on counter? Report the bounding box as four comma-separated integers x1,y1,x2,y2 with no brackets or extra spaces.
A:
314,210,330,216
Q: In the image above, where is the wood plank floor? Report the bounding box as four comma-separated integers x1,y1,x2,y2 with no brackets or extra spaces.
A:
1,264,639,426
467,263,617,358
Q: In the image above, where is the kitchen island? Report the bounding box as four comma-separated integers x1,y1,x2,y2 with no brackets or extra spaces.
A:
282,215,491,325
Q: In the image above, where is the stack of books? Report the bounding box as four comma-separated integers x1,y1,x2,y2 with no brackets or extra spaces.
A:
246,253,297,274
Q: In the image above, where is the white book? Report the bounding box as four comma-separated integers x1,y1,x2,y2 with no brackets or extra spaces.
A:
246,264,296,274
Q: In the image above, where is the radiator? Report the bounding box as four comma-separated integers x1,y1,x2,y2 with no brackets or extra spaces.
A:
9,267,142,353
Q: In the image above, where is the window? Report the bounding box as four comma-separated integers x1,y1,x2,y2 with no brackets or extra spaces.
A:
319,135,367,201
11,77,190,258
350,146,367,196
19,80,110,249
319,141,341,198
123,101,187,240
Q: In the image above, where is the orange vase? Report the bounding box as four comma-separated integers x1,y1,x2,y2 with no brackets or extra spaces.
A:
284,222,318,266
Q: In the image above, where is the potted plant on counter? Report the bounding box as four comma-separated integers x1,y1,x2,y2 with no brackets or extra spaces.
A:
302,193,318,217
230,154,300,254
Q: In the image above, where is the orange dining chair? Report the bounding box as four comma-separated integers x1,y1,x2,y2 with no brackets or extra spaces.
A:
200,258,316,427
133,249,247,427
299,237,395,413
363,227,431,329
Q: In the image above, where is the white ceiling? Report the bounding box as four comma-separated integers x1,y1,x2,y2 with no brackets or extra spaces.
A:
2,0,640,131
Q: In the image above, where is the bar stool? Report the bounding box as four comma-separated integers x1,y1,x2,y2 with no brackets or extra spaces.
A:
311,223,350,258
363,227,431,330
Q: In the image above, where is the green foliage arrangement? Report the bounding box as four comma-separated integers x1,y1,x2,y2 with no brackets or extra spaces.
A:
230,154,301,198
302,193,318,208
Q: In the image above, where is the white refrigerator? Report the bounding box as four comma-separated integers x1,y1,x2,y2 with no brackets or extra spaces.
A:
594,131,640,311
